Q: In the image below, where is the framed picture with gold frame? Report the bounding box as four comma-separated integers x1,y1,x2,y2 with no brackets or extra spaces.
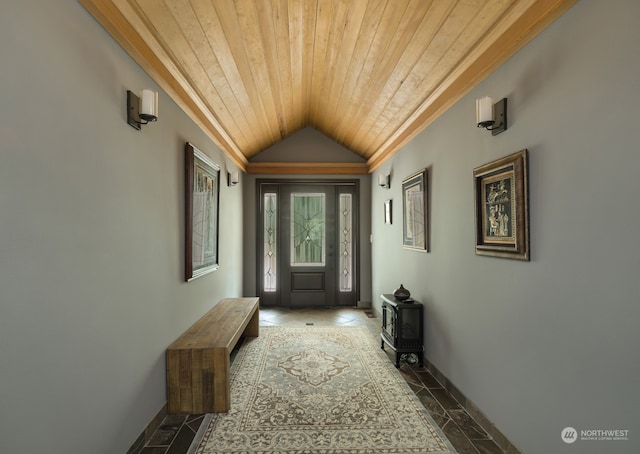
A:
473,150,529,260
402,169,428,251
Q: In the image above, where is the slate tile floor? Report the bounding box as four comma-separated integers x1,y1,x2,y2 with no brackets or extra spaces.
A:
139,307,511,454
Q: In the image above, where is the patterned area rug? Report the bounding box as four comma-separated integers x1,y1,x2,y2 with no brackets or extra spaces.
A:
195,326,456,453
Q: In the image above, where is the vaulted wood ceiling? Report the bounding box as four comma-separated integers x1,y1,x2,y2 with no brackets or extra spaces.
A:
80,0,577,174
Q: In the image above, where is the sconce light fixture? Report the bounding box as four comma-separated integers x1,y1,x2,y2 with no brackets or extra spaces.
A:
378,173,390,189
127,89,158,130
476,96,507,136
228,171,239,187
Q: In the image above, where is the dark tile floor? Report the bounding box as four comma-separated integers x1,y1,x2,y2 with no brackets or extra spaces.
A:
139,307,511,454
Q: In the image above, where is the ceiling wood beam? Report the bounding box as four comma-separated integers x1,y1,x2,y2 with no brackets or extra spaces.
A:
246,162,368,175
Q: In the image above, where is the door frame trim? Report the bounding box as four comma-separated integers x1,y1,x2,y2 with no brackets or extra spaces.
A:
256,178,360,307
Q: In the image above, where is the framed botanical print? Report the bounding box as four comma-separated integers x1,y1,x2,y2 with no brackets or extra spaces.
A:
473,149,529,260
402,169,428,251
185,142,220,281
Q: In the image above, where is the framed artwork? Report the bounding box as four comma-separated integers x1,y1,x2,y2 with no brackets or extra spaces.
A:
473,149,529,260
402,169,428,251
185,142,220,281
384,199,392,224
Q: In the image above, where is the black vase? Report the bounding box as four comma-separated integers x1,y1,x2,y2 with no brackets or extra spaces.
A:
393,284,411,301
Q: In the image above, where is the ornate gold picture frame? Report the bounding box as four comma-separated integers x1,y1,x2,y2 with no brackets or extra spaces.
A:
473,150,529,260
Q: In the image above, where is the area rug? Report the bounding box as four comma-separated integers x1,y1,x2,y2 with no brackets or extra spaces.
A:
194,326,456,453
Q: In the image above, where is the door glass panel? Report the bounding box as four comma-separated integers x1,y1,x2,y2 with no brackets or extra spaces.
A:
339,193,352,291
291,193,325,266
263,193,277,291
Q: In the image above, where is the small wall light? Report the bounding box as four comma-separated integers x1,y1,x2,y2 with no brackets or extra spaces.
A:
127,89,158,130
378,173,390,189
476,96,507,135
228,171,239,187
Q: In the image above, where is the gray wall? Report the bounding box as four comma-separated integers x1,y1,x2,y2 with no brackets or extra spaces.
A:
0,1,243,453
372,1,640,453
251,127,366,163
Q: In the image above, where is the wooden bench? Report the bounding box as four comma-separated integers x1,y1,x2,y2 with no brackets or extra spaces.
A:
166,297,259,414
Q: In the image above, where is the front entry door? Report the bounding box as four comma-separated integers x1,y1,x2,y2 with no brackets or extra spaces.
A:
258,180,358,307
281,185,335,306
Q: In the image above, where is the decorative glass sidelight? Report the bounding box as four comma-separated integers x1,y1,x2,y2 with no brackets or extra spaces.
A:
339,194,353,291
263,193,277,292
291,193,325,266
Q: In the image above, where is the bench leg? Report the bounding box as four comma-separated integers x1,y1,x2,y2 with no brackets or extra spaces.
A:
211,349,231,413
243,307,260,338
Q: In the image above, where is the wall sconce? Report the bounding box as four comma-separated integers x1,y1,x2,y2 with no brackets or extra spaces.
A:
228,171,239,187
476,96,507,135
127,89,158,130
378,173,390,189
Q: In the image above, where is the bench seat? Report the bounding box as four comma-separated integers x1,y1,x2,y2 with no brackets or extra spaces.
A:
166,297,259,414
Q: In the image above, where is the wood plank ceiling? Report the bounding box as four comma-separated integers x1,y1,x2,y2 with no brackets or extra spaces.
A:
80,0,577,174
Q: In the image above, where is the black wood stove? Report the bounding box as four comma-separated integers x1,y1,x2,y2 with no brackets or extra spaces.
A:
380,293,424,368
